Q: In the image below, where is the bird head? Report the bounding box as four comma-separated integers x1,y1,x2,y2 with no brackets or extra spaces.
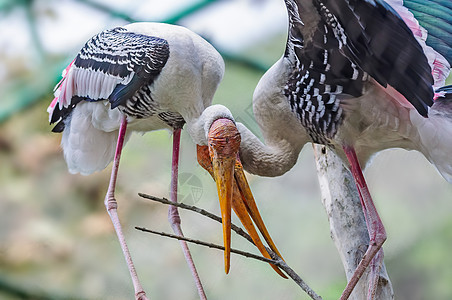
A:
196,118,286,277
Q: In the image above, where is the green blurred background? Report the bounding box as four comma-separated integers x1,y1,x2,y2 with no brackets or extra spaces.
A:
0,0,451,299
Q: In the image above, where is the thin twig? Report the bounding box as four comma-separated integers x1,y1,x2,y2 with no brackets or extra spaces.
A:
137,193,323,300
135,227,276,264
138,193,253,244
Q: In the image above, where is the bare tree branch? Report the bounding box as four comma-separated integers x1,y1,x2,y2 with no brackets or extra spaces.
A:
313,144,394,299
137,193,322,300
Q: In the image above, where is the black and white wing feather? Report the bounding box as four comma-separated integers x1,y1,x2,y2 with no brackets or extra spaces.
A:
283,0,435,143
49,27,170,131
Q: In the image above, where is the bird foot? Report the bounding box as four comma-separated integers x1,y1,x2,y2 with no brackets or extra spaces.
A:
340,235,386,300
367,248,384,300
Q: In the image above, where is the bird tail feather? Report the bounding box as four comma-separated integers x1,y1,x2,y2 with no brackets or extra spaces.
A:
61,103,128,175
412,86,452,183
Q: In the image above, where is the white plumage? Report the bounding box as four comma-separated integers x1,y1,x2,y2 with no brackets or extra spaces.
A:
238,1,452,182
412,101,452,182
49,21,289,299
50,22,227,175
233,1,452,299
61,101,125,175
48,22,236,300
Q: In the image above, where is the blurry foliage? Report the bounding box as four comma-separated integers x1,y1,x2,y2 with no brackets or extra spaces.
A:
388,217,452,299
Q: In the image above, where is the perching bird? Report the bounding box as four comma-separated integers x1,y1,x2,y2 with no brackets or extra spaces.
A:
48,22,285,300
233,0,452,299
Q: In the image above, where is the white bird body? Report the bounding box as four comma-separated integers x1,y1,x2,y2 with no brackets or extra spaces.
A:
237,0,452,298
121,23,225,133
50,22,226,175
49,22,289,298
241,52,452,182
238,0,452,183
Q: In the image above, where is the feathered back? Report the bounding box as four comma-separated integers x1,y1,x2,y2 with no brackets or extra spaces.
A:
48,26,171,175
281,0,452,182
48,27,170,132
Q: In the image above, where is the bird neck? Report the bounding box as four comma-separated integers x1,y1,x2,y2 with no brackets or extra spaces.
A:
236,57,308,177
237,123,304,177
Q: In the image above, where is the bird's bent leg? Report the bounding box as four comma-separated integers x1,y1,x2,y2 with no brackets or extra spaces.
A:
104,115,148,300
168,128,207,300
340,146,387,300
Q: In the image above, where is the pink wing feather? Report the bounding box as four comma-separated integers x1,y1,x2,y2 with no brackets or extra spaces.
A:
47,59,75,122
385,0,450,89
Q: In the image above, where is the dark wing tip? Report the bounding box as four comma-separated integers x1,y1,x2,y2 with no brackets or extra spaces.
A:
343,0,435,115
49,97,83,132
435,85,452,101
51,121,65,133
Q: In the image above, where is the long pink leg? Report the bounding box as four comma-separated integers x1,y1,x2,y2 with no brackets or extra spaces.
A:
105,115,148,300
168,128,207,300
340,146,387,300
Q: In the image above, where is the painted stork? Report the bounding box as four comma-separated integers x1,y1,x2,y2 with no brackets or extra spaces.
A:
234,0,452,299
48,22,285,300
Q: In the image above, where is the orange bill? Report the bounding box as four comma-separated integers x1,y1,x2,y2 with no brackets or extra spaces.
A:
197,118,286,278
197,143,233,273
210,150,234,274
231,180,287,278
233,156,285,263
